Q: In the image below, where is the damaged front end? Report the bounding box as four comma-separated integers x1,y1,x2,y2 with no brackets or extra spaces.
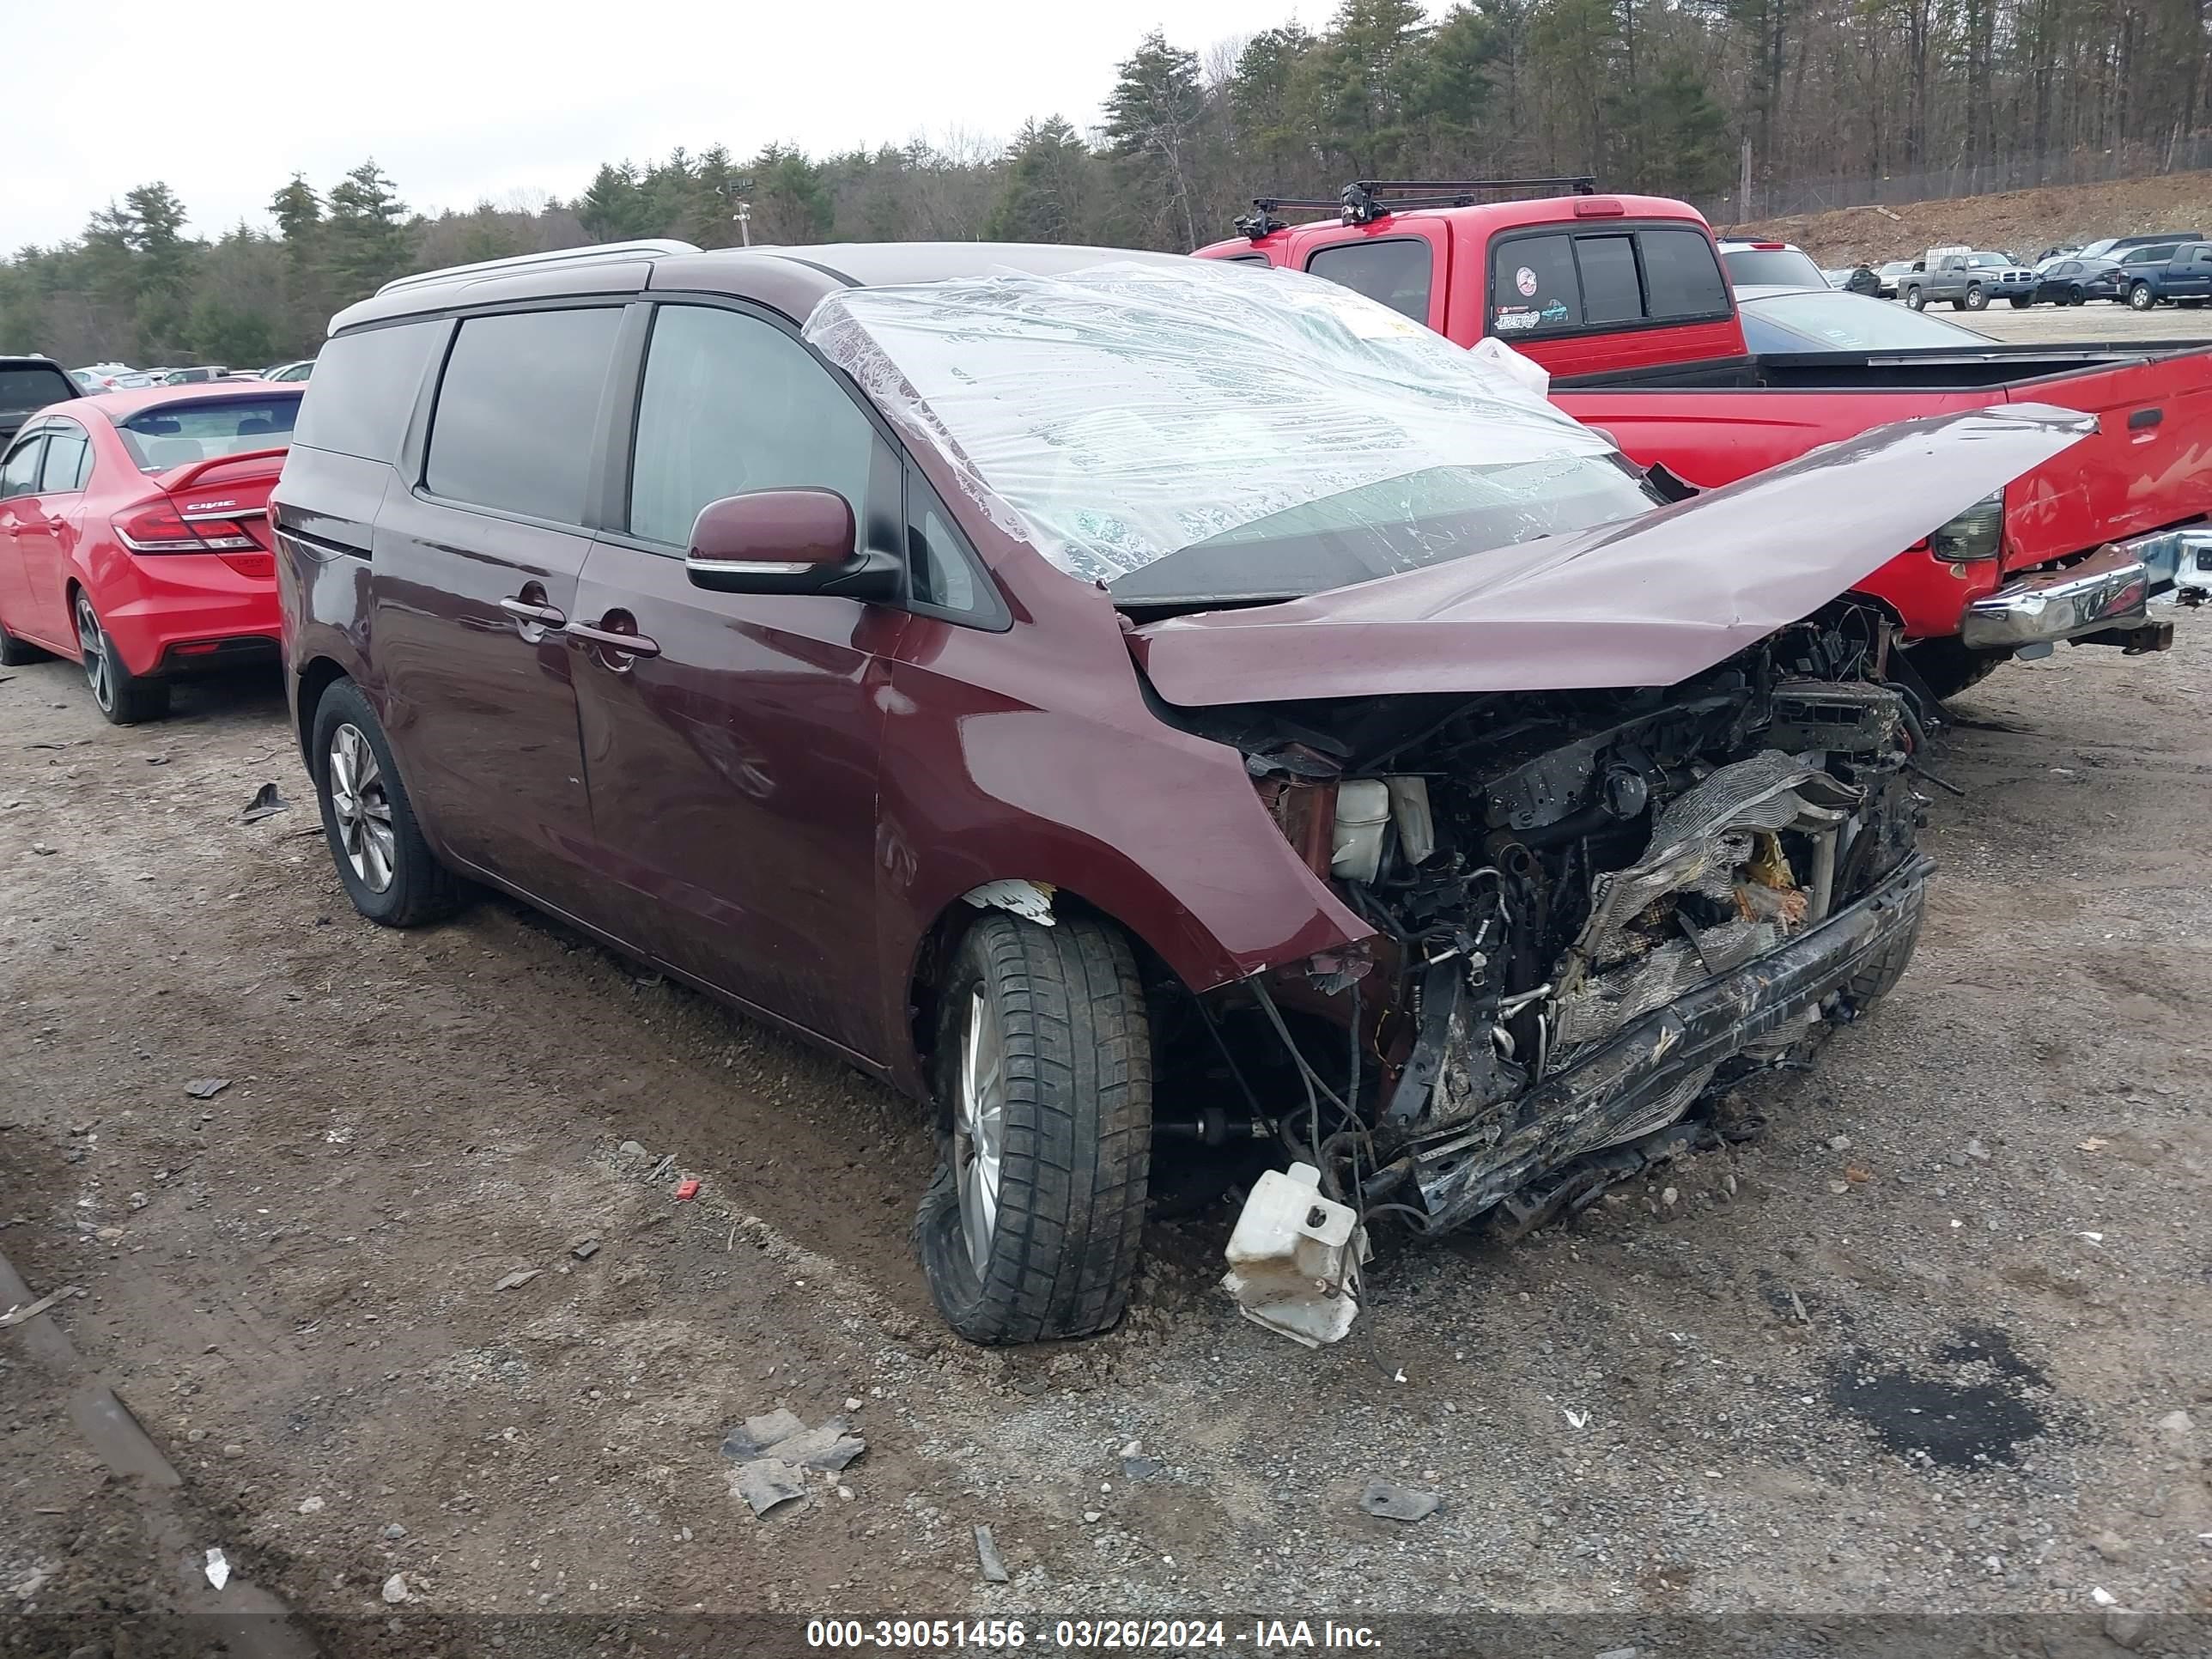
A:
1173,601,1928,1257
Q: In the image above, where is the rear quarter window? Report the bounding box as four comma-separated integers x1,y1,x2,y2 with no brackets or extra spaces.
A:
292,321,445,464
1303,240,1433,323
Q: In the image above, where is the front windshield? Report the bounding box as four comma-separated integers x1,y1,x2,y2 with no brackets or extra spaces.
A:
1966,253,2007,268
1741,291,1991,352
804,260,1637,602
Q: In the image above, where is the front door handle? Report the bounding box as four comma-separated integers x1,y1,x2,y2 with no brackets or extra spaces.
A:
568,619,661,659
500,594,568,628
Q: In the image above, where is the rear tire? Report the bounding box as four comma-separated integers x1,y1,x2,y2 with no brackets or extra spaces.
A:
309,678,465,927
73,592,168,725
1904,635,2008,702
915,913,1152,1345
0,617,46,666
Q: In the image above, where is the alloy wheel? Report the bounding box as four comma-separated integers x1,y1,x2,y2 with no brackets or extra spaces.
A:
74,595,112,714
952,986,1006,1275
327,722,398,893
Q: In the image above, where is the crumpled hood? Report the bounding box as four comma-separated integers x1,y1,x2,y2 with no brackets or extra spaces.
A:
1127,404,2093,706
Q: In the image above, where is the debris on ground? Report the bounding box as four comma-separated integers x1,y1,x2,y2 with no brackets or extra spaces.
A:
491,1268,541,1292
617,1139,647,1158
0,1284,83,1328
730,1458,808,1518
204,1549,229,1591
2103,1608,2151,1650
238,782,290,823
380,1571,409,1604
721,1410,805,1460
644,1153,675,1184
568,1237,602,1261
30,842,56,855
974,1524,1010,1583
720,1407,866,1516
184,1078,230,1100
2157,1409,2195,1436
674,1177,702,1200
297,1495,325,1515
1220,1161,1364,1347
1358,1481,1440,1522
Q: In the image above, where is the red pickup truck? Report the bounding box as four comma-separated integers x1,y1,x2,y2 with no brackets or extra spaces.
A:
1195,179,2212,697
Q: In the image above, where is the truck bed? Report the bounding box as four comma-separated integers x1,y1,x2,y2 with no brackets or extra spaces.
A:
1553,340,2212,576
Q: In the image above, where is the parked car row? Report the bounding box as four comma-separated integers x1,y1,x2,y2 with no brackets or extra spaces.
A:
1732,228,2212,311
2,192,2207,1348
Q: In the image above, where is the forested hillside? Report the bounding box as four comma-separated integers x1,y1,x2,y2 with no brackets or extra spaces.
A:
6,0,2209,364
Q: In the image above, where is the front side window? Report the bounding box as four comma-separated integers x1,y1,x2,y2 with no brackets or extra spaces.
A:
118,396,301,471
1304,240,1434,325
0,435,43,499
627,305,875,550
427,308,623,523
37,423,90,493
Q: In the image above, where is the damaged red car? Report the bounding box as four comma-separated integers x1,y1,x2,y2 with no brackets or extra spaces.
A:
273,242,2087,1345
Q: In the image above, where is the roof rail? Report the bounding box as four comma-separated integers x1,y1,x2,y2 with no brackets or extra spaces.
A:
1236,177,1598,240
374,239,701,297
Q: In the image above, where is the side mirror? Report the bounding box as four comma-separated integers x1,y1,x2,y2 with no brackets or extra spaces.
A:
684,488,902,602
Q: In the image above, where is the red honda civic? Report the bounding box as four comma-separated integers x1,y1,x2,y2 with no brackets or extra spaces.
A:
0,382,300,722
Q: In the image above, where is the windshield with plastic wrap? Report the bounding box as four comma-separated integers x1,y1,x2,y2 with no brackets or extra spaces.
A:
802,260,1648,603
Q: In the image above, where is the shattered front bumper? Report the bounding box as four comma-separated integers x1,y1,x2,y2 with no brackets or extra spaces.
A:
1410,852,1933,1231
1959,543,2151,649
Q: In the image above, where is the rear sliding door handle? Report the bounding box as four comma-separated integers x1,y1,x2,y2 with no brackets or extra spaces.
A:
568,620,661,659
499,595,567,628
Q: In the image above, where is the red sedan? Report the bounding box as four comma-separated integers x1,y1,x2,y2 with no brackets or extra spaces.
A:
0,382,300,722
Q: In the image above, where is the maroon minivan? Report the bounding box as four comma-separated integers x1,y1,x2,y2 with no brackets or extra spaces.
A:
272,240,2085,1343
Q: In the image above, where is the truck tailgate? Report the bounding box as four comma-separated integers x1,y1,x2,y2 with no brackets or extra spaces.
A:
1996,350,2212,567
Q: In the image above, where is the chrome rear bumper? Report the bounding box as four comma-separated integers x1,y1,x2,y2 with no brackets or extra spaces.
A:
1959,542,2151,649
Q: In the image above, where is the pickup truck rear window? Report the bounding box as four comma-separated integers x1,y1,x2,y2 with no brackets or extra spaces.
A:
1304,240,1432,324
1492,226,1729,338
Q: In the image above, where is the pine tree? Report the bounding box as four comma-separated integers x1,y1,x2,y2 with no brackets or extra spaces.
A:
325,160,412,301
1103,31,1209,248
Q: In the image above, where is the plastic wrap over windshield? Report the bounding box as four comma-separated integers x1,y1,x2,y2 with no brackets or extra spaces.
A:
801,260,1617,586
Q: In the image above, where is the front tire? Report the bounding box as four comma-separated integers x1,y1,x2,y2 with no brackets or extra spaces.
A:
1905,635,2009,702
2069,285,2086,305
2129,282,2156,310
915,913,1152,1345
1903,286,1926,311
309,678,465,927
2008,295,2032,308
74,592,167,725
1961,283,1988,311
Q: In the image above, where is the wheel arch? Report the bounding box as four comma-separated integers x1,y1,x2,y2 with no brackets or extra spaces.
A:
294,654,353,769
899,879,1200,1097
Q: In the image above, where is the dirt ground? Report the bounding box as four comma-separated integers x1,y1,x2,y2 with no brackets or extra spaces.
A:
1731,168,2212,267
5,595,2212,1650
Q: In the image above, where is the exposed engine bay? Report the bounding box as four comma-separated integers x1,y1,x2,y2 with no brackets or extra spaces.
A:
1168,602,1932,1250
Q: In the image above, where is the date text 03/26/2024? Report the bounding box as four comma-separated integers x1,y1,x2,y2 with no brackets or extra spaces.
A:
804,1619,1382,1650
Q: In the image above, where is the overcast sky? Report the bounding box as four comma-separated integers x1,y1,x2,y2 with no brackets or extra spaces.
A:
10,0,1341,251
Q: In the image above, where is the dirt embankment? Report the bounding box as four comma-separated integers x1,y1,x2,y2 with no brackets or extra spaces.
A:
1729,170,2212,265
